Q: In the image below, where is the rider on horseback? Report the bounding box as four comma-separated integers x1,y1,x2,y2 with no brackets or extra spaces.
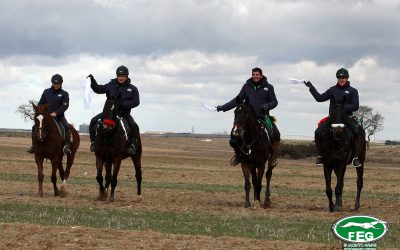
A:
305,68,362,167
88,65,139,155
216,67,281,167
27,74,73,154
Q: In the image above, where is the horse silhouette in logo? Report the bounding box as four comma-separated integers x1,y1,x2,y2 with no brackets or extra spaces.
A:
340,220,386,229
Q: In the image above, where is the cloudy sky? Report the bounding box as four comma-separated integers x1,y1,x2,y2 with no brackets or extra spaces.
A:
1,0,399,140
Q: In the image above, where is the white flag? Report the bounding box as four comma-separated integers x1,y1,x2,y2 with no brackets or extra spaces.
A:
201,103,217,112
288,78,307,84
81,78,92,109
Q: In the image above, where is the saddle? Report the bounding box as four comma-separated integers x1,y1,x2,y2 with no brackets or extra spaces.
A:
257,116,277,141
52,119,74,144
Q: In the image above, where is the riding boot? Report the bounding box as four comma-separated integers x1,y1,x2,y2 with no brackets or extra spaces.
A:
267,141,279,168
27,132,35,154
315,138,323,166
63,130,72,155
89,121,99,152
126,140,136,155
352,137,361,167
230,153,241,166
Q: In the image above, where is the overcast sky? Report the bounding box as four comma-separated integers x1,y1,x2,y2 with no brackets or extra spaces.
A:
0,0,399,140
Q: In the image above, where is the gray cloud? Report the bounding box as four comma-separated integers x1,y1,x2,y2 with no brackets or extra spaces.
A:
0,0,399,140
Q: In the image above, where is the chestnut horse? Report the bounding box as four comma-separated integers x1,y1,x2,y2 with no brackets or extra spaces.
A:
319,104,366,212
231,102,275,208
93,98,142,202
32,102,80,197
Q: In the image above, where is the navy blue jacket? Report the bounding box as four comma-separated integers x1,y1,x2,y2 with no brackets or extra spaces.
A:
308,81,359,115
91,78,139,116
221,77,278,118
38,87,69,118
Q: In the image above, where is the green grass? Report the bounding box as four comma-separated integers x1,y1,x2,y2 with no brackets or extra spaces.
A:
1,172,399,201
0,202,398,247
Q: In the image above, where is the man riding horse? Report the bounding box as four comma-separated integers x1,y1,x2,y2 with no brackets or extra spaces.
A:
304,68,362,167
88,65,139,155
27,74,72,155
216,67,281,167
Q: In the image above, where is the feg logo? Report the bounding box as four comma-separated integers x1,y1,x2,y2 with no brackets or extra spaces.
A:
332,215,388,243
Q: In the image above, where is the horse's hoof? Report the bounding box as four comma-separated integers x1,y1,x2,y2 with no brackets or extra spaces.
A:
37,192,43,197
108,196,115,203
54,190,60,197
264,199,271,208
59,186,67,198
136,195,143,202
97,191,108,201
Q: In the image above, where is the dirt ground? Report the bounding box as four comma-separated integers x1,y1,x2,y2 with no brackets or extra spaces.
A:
0,135,398,249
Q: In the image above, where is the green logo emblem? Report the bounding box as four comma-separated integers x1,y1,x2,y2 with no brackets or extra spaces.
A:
332,215,388,243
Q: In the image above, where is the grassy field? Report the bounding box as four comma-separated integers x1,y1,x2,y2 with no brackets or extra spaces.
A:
0,135,399,249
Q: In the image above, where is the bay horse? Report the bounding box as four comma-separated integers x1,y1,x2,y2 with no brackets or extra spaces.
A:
32,102,80,197
231,101,275,208
94,97,142,202
319,104,366,212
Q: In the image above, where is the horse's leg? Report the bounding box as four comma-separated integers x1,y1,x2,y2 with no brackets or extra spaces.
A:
57,154,67,197
109,159,122,203
323,166,334,212
241,164,251,208
132,156,143,199
96,158,107,201
264,164,273,208
35,154,45,197
353,164,364,211
333,165,347,212
50,158,60,197
105,161,112,190
62,149,76,194
249,167,259,208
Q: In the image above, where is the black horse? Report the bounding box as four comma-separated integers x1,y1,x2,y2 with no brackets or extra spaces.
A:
231,101,275,208
93,97,142,202
319,104,366,212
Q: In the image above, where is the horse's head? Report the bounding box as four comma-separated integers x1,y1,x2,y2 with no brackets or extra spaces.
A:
329,104,347,138
32,102,52,142
232,100,254,137
102,97,120,130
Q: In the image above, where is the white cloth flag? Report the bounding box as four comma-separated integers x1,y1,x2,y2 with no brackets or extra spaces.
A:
201,103,217,112
288,78,307,84
82,78,92,109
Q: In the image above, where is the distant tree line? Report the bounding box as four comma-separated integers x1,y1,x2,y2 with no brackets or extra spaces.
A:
385,140,400,145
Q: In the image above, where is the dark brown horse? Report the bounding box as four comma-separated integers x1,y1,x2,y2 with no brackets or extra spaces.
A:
32,102,80,197
231,102,275,208
94,98,142,202
319,104,366,212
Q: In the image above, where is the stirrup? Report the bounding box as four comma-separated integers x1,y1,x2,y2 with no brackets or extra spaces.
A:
63,145,72,155
316,156,323,166
268,159,278,168
27,146,35,154
90,142,95,152
352,157,361,168
230,155,240,166
127,144,136,155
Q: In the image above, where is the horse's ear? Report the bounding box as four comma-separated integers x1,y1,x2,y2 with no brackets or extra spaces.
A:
31,101,38,112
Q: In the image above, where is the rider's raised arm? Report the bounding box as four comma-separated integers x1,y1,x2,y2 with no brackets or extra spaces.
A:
89,75,108,94
220,84,246,112
309,84,332,102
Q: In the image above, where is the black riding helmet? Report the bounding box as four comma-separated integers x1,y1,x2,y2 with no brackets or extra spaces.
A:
51,74,63,84
116,65,129,76
336,68,349,78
